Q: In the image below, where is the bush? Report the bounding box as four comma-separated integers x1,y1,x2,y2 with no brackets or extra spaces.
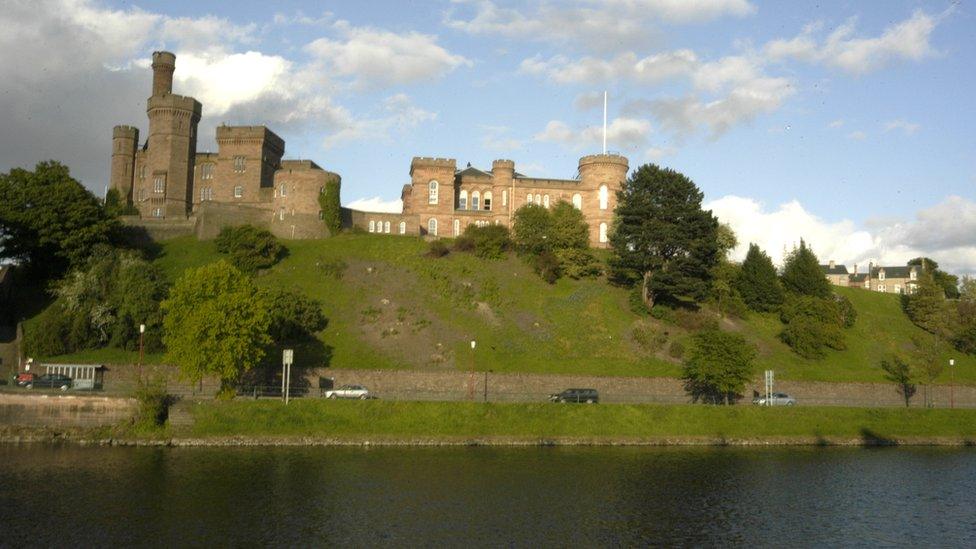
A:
554,248,602,279
134,378,172,429
779,295,847,358
834,294,857,328
24,307,71,357
262,288,328,343
426,240,450,258
632,323,668,353
629,287,650,316
465,224,511,259
317,257,347,279
215,225,285,273
452,235,475,253
668,340,685,360
533,251,561,284
512,204,552,255
682,328,756,404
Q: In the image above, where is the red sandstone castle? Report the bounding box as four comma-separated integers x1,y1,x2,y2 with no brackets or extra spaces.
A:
111,52,629,245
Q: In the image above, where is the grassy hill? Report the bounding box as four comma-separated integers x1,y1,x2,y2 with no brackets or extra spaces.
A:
25,234,976,385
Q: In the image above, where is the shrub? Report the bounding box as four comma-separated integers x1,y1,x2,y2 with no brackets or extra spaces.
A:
668,340,685,360
554,248,602,279
632,323,668,353
682,328,756,404
465,224,511,259
215,225,285,273
317,257,347,279
134,378,172,429
834,294,857,328
629,287,650,316
24,307,71,357
549,201,589,250
452,235,475,253
512,204,552,255
533,251,561,284
426,240,450,258
779,295,847,358
262,288,328,343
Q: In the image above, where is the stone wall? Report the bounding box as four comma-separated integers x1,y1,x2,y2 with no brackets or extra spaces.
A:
0,393,137,427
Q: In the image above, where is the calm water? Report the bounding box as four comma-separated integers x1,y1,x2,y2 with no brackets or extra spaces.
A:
1,445,975,547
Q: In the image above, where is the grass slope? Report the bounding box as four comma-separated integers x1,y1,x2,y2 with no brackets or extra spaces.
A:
28,234,976,384
185,399,976,441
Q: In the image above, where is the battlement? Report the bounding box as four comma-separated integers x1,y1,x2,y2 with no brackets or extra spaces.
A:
410,157,456,176
280,159,323,171
492,159,515,168
147,94,202,117
113,125,139,138
216,125,285,150
578,153,629,169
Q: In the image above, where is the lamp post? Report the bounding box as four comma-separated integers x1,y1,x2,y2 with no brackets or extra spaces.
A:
949,358,955,409
138,324,145,381
468,340,476,401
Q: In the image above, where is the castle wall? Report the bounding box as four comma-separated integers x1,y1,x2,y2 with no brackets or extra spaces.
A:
214,126,284,206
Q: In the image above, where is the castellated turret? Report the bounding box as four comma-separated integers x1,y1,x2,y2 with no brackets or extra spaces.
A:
151,51,176,97
577,153,629,246
110,125,139,202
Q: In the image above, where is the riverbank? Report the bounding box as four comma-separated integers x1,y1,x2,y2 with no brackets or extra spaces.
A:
4,399,976,447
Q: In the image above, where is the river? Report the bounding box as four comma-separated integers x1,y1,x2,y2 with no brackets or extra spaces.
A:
1,445,974,546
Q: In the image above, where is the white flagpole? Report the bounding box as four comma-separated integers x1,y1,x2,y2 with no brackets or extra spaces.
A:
602,91,608,154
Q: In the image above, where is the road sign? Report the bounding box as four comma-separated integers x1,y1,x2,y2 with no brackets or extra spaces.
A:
283,349,294,366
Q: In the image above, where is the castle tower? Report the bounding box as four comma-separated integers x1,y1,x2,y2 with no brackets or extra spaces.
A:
140,51,202,219
491,159,515,222
109,125,139,203
578,154,629,246
407,157,457,236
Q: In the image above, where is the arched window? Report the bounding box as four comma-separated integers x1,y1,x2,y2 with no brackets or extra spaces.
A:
572,193,582,210
368,220,375,233
484,191,492,211
399,221,406,234
428,218,438,236
279,208,286,221
459,190,468,210
384,221,391,234
234,185,243,198
599,185,608,210
453,219,460,236
471,191,480,210
502,190,508,207
428,180,438,204
599,222,608,243
543,195,550,208
535,194,542,204
527,194,533,204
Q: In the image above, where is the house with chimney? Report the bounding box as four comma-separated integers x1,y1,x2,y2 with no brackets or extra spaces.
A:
821,260,921,294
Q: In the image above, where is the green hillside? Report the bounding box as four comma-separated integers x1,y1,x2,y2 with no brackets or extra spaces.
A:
26,234,976,384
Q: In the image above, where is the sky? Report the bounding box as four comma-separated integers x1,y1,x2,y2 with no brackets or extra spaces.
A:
1,0,974,274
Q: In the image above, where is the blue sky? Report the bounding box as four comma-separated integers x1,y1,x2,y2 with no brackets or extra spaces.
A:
1,0,974,272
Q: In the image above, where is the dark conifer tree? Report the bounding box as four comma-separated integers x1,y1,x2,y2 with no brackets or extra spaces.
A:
737,243,784,311
780,239,831,298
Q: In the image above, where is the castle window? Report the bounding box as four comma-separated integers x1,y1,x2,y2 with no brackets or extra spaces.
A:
502,190,508,207
153,176,165,194
428,218,438,236
369,220,376,233
201,163,214,180
138,189,146,201
471,191,480,210
428,181,438,205
199,187,213,202
234,186,243,198
543,195,550,208
399,221,406,234
459,190,468,210
384,221,391,234
279,208,285,221
527,194,533,204
234,156,246,173
280,185,287,197
599,185,608,210
599,222,608,243
152,207,163,218
879,271,885,281
535,194,541,205
573,193,582,209
139,165,146,180
484,191,492,211
453,219,460,236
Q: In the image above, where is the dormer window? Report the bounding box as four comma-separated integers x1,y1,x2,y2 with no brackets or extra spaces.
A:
910,269,917,280
879,270,885,281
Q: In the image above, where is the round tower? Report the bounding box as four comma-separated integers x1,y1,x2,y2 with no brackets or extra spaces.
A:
151,51,176,97
578,153,629,247
110,125,139,203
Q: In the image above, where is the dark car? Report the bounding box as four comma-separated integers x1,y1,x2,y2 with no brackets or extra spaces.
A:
549,388,599,403
25,374,72,391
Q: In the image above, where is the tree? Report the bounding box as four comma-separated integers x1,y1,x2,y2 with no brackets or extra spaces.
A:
716,223,738,258
960,275,976,302
909,257,960,299
779,295,847,358
0,161,119,277
609,164,720,308
103,188,138,217
215,225,286,273
511,204,552,255
682,328,757,404
737,243,785,312
904,271,951,336
317,177,342,235
162,261,271,394
462,223,512,260
549,201,589,250
263,288,328,344
881,355,917,407
910,332,943,406
780,239,831,298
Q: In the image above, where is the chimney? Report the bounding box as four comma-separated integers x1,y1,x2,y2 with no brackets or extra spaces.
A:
869,261,874,276
829,260,835,269
853,263,858,275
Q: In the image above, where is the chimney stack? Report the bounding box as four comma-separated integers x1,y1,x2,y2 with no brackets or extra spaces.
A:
829,260,835,269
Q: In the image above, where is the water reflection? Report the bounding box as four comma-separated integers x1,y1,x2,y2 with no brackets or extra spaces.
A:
1,446,974,546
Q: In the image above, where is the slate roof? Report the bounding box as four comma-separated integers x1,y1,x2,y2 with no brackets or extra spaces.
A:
849,273,868,283
820,264,849,275
456,166,492,178
871,266,917,279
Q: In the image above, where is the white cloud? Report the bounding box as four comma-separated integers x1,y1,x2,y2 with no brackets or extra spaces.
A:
574,92,605,111
480,125,523,151
305,21,471,88
884,119,920,135
764,10,942,74
534,117,652,151
344,196,404,213
846,130,867,140
322,94,436,148
595,0,755,23
707,195,976,276
829,119,845,128
520,50,698,85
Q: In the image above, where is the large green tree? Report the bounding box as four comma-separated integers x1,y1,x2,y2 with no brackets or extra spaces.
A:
609,164,720,308
511,204,552,255
162,261,271,393
682,328,757,404
548,201,589,250
0,161,118,276
780,239,831,298
904,270,951,336
908,257,960,299
215,224,285,274
737,243,785,312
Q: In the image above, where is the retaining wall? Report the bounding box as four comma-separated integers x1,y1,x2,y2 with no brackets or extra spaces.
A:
0,393,137,427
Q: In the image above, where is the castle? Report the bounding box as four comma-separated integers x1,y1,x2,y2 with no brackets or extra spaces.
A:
111,52,629,245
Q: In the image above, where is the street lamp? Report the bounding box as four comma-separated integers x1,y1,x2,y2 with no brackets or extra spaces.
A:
138,323,145,381
949,358,955,409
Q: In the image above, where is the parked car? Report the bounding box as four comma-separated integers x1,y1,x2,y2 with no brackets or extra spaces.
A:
24,373,72,391
323,384,371,399
549,388,599,403
15,372,36,387
753,392,796,406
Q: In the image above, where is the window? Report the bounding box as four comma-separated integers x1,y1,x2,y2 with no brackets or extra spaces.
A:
201,163,214,180
454,219,461,236
459,190,468,210
138,189,146,201
151,207,163,218
877,284,886,292
384,221,391,234
879,270,885,281
233,186,243,198
527,194,533,204
234,156,246,173
572,193,582,210
599,222,608,243
428,181,439,204
369,220,376,233
502,190,508,207
864,280,870,289
199,187,213,202
484,191,492,211
280,185,287,197
535,194,541,204
139,165,146,180
910,270,917,280
399,221,406,234
472,191,480,210
895,284,902,294
543,195,550,208
279,208,285,221
153,176,165,194
599,185,608,210
428,218,438,236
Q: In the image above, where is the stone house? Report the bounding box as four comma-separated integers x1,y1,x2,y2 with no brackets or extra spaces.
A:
821,260,850,287
822,260,921,295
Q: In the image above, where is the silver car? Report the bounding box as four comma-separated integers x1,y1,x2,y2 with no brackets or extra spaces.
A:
324,384,371,400
753,392,796,406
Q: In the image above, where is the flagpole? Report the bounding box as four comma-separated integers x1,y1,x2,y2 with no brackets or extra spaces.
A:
602,91,608,154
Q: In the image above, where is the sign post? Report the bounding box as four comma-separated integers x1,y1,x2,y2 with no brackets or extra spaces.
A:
282,349,294,405
764,370,774,406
